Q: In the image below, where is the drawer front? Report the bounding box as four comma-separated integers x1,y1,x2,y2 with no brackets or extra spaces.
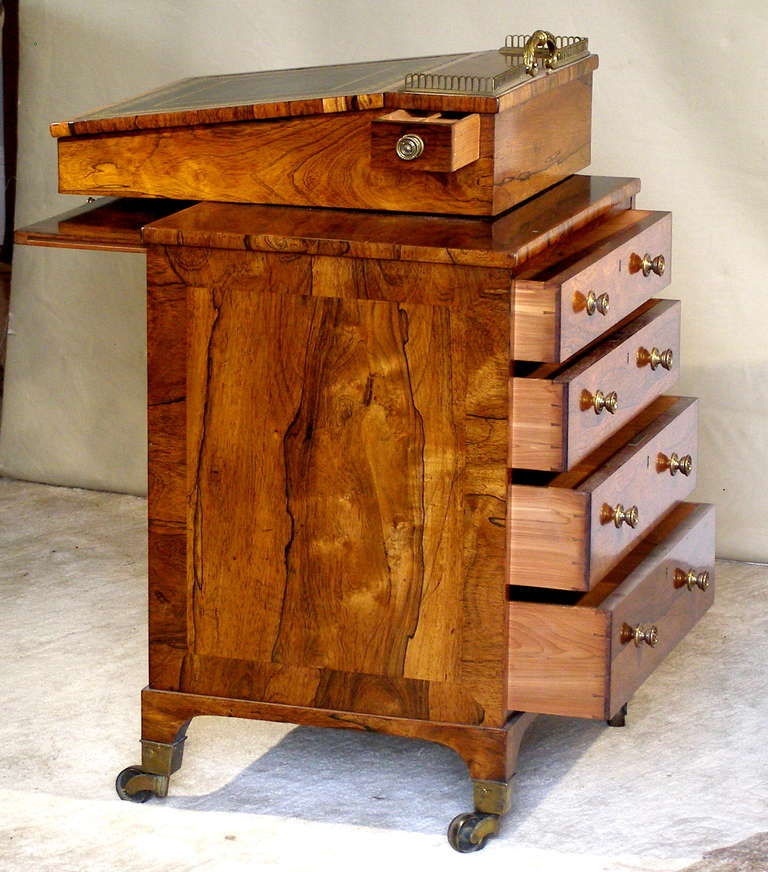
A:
508,395,698,593
512,209,671,363
587,396,698,584
507,502,715,719
605,503,715,714
563,299,680,469
510,299,681,472
558,211,671,361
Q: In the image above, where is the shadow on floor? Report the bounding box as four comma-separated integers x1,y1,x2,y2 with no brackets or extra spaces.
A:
156,713,607,835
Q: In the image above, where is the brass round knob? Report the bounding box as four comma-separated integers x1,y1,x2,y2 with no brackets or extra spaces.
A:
587,390,618,415
641,253,666,277
675,568,710,591
623,623,659,647
585,291,610,317
602,503,640,528
669,452,693,476
395,133,425,161
637,346,674,371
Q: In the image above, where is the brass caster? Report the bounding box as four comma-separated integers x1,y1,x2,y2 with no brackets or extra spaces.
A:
606,702,628,727
447,811,500,853
115,766,169,803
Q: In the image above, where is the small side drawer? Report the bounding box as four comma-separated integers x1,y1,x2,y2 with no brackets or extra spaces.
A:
509,395,698,592
511,298,680,471
370,110,480,173
512,209,672,362
507,502,715,720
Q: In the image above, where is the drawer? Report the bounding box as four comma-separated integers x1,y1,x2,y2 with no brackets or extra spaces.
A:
512,209,671,362
508,395,698,591
510,298,680,471
371,110,480,173
507,502,715,719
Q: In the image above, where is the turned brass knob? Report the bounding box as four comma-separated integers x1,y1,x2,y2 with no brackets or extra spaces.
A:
640,253,666,277
675,568,710,591
395,133,424,161
602,503,640,528
585,291,610,316
585,389,618,415
637,346,674,370
658,451,693,476
623,623,659,647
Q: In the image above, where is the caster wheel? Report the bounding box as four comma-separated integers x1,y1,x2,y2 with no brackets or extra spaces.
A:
115,766,154,803
447,812,499,853
607,703,628,727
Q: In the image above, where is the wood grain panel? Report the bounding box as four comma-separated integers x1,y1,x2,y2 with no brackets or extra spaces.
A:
146,244,510,726
508,379,564,471
492,73,592,214
506,486,588,591
507,602,608,719
57,109,497,216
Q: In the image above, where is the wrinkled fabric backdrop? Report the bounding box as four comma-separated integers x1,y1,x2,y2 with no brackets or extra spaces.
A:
1,0,766,559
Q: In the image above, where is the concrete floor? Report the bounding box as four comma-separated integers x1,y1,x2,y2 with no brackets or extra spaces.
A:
1,477,766,872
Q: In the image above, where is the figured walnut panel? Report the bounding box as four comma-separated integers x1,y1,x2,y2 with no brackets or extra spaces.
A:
58,109,497,216
146,245,510,726
492,72,593,215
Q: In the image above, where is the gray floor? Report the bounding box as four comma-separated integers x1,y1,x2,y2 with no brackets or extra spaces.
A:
1,477,766,872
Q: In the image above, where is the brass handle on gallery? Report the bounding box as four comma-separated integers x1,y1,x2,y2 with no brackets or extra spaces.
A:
585,291,610,316
675,568,710,591
637,346,674,371
523,29,559,75
658,451,693,476
584,389,618,415
602,503,639,529
622,623,659,647
640,253,665,277
395,133,425,161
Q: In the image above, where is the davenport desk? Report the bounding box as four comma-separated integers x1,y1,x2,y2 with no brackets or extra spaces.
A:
16,34,715,852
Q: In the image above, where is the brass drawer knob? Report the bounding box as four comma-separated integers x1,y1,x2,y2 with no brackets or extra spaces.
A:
622,623,659,647
637,346,674,370
585,291,610,316
640,253,666,277
658,451,693,476
675,568,710,591
602,503,640,528
395,133,425,161
585,389,618,415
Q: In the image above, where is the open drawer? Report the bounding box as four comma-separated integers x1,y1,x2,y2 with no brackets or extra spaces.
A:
508,395,698,592
14,197,195,253
510,298,680,471
507,501,715,720
512,209,671,363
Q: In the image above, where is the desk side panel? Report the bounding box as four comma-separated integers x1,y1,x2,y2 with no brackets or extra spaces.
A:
146,245,511,727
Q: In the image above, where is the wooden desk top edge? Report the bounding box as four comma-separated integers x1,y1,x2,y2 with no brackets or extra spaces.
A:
140,174,638,269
